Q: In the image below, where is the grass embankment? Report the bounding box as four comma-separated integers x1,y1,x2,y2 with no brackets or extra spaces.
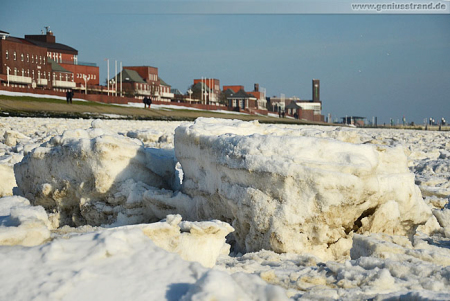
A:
0,94,326,125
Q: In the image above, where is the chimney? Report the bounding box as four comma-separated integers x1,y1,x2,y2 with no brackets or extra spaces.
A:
312,79,320,102
25,26,55,44
254,83,259,92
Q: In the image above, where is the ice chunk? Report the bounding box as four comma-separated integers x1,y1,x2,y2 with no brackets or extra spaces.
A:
0,196,51,246
174,118,431,259
0,164,16,197
14,127,177,227
137,214,234,267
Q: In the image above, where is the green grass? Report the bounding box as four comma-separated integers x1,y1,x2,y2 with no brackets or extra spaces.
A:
0,94,116,107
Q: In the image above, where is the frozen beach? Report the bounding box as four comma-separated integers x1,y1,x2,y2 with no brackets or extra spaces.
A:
1,116,450,300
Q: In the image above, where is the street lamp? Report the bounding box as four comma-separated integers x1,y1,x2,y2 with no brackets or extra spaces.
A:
187,89,192,102
110,78,115,96
83,74,88,94
105,58,109,96
4,65,10,87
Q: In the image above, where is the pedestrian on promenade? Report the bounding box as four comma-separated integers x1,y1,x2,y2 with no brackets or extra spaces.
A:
143,96,148,108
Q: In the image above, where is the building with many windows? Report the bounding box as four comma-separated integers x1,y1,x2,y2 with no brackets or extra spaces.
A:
112,66,174,101
0,28,98,92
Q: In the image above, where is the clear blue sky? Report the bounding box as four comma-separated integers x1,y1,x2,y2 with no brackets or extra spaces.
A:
2,1,449,124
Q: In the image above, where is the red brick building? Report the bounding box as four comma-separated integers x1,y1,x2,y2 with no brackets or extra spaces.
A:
223,85,258,110
0,28,99,92
193,78,220,104
113,66,173,101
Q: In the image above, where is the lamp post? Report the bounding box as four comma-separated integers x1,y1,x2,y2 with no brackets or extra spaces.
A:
111,79,115,97
187,89,192,103
82,74,88,94
115,60,117,97
4,65,10,87
105,58,109,96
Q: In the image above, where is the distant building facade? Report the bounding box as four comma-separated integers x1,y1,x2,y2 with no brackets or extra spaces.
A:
113,66,173,101
223,85,257,110
267,79,324,122
0,28,99,92
192,78,220,104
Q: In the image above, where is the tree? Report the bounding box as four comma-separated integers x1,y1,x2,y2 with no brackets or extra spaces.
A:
217,91,228,106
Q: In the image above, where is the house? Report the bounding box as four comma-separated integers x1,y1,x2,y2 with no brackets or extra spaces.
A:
268,79,324,122
247,83,268,111
285,100,323,121
223,85,257,111
112,66,174,101
192,78,220,104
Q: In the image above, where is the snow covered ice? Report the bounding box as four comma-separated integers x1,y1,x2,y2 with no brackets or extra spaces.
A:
1,115,450,300
174,118,431,259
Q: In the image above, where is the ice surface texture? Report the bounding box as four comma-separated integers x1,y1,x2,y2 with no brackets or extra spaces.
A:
14,123,178,228
175,118,431,259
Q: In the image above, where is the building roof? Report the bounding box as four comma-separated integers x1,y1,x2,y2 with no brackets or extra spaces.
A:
285,102,302,109
171,88,182,95
192,82,212,93
223,89,235,97
342,116,365,120
158,77,171,87
47,58,71,73
25,38,78,53
118,69,146,84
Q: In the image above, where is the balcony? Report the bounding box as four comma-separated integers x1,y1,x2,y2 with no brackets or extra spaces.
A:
37,78,48,86
136,89,151,96
160,92,174,99
9,75,32,84
53,80,76,88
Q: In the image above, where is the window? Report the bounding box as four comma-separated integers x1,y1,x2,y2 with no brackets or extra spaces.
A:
5,50,8,60
32,55,34,63
22,69,24,76
13,51,16,60
27,54,29,62
32,70,34,78
43,57,46,64
21,54,24,61
39,56,42,64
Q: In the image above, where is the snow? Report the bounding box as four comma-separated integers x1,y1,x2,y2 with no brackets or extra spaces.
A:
174,118,431,259
1,115,450,299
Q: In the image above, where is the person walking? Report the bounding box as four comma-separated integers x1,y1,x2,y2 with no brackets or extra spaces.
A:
143,96,148,108
69,90,73,104
66,90,70,104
